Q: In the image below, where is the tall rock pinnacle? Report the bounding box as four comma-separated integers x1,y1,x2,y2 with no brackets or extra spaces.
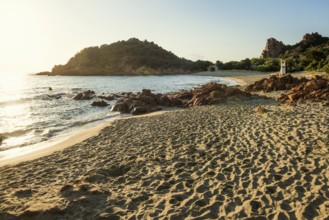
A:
260,38,286,58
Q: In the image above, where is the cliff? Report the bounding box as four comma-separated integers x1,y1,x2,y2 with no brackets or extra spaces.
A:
37,38,212,76
260,38,286,58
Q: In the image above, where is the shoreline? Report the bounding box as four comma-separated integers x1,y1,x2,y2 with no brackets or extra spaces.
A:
0,119,114,167
0,70,323,167
0,74,244,167
0,110,173,167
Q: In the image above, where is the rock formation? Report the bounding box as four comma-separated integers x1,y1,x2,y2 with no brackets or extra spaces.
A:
91,100,109,107
278,75,329,106
110,83,258,115
260,38,286,58
72,90,95,100
245,75,308,92
244,74,329,106
301,32,326,46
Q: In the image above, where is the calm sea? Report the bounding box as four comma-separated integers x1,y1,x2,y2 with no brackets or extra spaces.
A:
0,73,237,151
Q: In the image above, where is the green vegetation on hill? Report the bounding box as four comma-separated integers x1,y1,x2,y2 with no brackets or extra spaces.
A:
216,58,281,72
38,38,212,76
216,33,329,73
283,34,329,73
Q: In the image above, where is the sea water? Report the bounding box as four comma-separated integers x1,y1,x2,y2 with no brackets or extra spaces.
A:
0,73,237,151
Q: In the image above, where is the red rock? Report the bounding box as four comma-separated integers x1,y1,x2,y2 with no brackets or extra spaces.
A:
288,92,303,101
111,83,260,114
278,75,329,106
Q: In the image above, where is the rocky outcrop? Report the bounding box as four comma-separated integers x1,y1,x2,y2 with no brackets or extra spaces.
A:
260,38,286,58
260,33,328,59
110,89,163,115
301,32,327,46
244,74,329,106
111,83,258,115
245,75,308,92
278,75,329,106
170,82,254,107
73,90,95,100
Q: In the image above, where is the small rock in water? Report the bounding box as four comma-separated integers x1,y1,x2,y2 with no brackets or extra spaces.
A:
73,90,95,100
91,100,109,107
45,132,53,138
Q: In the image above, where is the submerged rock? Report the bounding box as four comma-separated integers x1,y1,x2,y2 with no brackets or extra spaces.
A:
47,93,64,99
97,94,116,101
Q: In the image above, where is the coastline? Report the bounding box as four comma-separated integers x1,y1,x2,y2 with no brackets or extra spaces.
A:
0,121,112,167
0,71,328,219
0,70,323,166
0,110,172,167
0,74,244,167
0,101,328,219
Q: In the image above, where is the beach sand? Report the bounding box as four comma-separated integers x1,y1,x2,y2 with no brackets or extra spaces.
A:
196,70,328,86
0,99,328,219
0,72,328,219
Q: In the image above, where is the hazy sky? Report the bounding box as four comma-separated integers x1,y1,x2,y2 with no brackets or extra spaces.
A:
0,0,328,74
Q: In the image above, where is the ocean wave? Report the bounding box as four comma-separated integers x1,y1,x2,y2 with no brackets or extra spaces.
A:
72,114,120,127
0,128,33,137
0,92,69,106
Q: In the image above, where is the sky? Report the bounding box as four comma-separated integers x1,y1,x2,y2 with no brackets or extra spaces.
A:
0,0,328,74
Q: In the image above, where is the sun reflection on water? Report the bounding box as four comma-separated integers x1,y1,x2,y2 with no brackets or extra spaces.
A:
0,73,28,103
0,74,33,149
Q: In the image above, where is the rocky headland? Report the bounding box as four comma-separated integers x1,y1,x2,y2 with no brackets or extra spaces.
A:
37,38,212,76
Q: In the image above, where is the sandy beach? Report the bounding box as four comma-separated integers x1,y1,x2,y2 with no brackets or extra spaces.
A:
0,72,328,219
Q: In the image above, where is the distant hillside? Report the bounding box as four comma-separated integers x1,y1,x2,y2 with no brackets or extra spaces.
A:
282,33,329,72
216,32,329,73
37,38,212,76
